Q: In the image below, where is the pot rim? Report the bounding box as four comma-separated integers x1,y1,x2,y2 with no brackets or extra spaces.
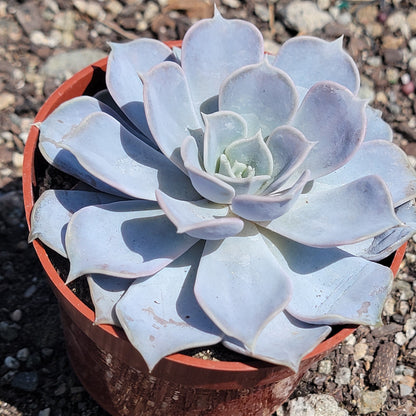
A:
22,44,407,375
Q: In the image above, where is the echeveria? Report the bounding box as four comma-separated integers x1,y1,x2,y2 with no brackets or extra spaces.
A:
29,10,416,372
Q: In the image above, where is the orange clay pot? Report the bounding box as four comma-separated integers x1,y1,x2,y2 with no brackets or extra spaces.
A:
22,44,407,415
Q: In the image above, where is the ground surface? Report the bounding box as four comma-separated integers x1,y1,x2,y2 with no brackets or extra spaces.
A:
1,0,416,415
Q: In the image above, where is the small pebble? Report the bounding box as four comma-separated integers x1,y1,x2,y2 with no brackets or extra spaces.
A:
345,334,356,346
54,383,67,396
38,409,51,416
318,359,332,375
354,342,368,361
402,81,415,96
11,371,38,392
335,367,351,385
4,356,20,370
399,383,413,397
395,332,407,346
10,309,22,322
23,284,37,298
41,348,54,357
16,348,30,361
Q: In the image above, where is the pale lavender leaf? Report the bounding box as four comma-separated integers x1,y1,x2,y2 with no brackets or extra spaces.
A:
262,229,394,326
203,111,247,174
219,61,297,136
340,200,416,260
181,136,235,203
58,112,199,201
142,61,202,170
231,171,310,221
156,190,244,240
364,106,393,142
260,175,401,247
182,9,263,111
223,131,273,176
65,200,198,282
106,39,174,139
273,36,360,94
39,96,135,196
215,172,270,196
318,140,416,206
116,242,223,371
28,189,121,257
94,89,156,147
264,126,314,193
291,82,366,180
87,274,132,326
194,222,292,349
223,311,331,371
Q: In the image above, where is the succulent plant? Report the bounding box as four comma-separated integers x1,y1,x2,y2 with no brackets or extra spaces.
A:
29,9,416,372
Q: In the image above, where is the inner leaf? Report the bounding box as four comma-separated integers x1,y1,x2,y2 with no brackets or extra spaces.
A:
220,131,273,178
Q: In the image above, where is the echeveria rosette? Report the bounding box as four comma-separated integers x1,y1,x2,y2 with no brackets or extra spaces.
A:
29,10,416,373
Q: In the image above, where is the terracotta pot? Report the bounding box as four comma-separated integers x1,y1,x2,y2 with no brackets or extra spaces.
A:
22,49,407,415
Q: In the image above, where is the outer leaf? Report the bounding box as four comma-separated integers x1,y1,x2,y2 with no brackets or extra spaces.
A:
181,136,235,204
156,190,244,240
142,61,202,170
116,242,223,371
219,61,297,137
291,82,366,180
194,222,292,349
203,111,247,174
273,36,360,94
65,200,198,282
231,171,310,221
28,189,121,257
106,38,174,140
182,8,263,111
223,311,331,372
94,89,156,147
261,175,402,247
261,230,394,326
340,200,416,260
364,106,393,142
39,96,137,197
58,112,199,201
87,274,132,326
317,140,416,207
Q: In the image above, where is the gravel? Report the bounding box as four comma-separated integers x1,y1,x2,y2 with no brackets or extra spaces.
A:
1,0,416,415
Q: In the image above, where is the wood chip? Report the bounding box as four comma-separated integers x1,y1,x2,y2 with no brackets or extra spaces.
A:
369,342,399,388
371,323,403,338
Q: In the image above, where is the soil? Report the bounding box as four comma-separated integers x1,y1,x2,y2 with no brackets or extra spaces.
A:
1,0,416,415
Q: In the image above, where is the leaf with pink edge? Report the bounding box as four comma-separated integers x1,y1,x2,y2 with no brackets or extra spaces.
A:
261,229,393,326
116,242,223,371
58,112,199,201
260,175,401,247
156,190,244,240
194,222,292,349
142,61,202,170
181,136,235,204
219,61,297,137
273,36,360,94
106,39,174,140
317,140,416,207
65,200,198,282
223,311,331,372
28,189,121,258
291,82,366,180
182,7,263,111
87,274,133,326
